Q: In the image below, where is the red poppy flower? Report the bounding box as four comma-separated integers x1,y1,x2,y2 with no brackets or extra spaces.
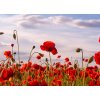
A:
68,62,72,65
27,76,32,81
4,51,12,58
40,80,48,86
36,55,41,59
94,52,100,65
83,58,88,62
88,80,96,86
65,57,69,62
1,69,9,80
28,79,39,86
8,68,13,77
32,64,40,69
57,55,61,58
56,80,62,86
98,37,100,43
51,48,58,55
40,41,58,55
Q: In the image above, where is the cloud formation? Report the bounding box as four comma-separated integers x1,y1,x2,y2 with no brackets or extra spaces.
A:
0,14,100,61
74,20,100,28
13,15,100,29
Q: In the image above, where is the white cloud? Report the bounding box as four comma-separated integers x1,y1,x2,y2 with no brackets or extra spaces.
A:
0,14,100,62
8,14,100,29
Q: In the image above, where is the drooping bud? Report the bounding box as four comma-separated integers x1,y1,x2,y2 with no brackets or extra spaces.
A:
13,52,16,55
39,53,44,57
76,48,82,52
88,56,94,64
45,58,48,62
13,33,16,40
0,32,4,35
32,46,35,50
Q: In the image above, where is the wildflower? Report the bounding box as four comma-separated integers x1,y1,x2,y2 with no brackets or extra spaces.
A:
68,62,72,65
36,55,41,59
51,48,57,55
4,51,12,58
94,52,100,65
32,64,40,69
88,80,96,86
65,57,69,62
98,37,100,43
28,79,39,86
27,76,32,81
56,80,62,86
57,55,61,58
1,69,9,80
83,58,88,62
40,41,58,55
40,80,48,86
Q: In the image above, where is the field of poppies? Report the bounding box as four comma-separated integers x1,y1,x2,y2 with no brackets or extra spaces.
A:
0,30,100,86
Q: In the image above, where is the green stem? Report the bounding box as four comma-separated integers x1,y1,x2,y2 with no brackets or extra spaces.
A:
14,30,20,64
12,47,13,57
28,52,39,62
49,52,52,66
83,69,85,86
16,32,20,64
81,50,83,69
28,48,34,62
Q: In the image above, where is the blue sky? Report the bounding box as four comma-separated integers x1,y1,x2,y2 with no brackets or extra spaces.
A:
0,14,100,63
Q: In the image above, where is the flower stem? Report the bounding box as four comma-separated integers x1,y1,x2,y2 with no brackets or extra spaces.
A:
49,52,52,66
14,30,20,64
12,47,13,57
28,52,39,62
81,50,83,68
28,48,33,62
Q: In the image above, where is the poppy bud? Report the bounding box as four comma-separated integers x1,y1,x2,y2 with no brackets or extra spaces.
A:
76,48,82,52
11,44,14,47
45,58,48,62
39,53,44,57
88,56,94,64
14,52,16,55
0,32,4,35
32,46,35,50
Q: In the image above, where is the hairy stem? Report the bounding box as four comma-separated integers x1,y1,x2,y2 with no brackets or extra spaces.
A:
28,48,34,62
81,50,83,68
49,52,52,66
17,33,20,64
28,52,39,62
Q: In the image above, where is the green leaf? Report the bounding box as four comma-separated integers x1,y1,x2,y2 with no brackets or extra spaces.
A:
13,33,16,40
88,56,94,64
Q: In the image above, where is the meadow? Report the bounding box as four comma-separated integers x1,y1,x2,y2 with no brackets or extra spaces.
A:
0,30,100,86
